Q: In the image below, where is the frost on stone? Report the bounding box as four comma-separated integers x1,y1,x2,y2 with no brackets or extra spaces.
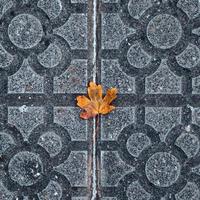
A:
127,132,151,158
54,60,87,93
0,0,13,19
0,44,13,68
192,27,200,36
192,108,200,126
38,131,62,157
8,151,43,186
177,0,200,19
145,107,181,141
8,14,43,49
145,60,182,94
0,181,14,200
38,180,62,200
101,13,135,49
127,42,151,68
8,59,44,93
101,151,134,186
147,14,182,49
175,132,200,158
37,0,62,20
53,14,87,49
175,182,200,200
101,107,135,140
55,151,87,186
128,0,152,19
176,43,200,69
37,43,62,68
0,132,15,155
101,60,135,94
126,181,151,200
54,107,87,141
145,152,181,187
192,76,200,94
8,106,44,141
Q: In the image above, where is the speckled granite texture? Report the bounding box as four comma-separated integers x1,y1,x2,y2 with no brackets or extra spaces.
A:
1,0,200,199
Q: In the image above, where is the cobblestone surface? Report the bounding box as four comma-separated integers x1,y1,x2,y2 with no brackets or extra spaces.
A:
1,0,200,199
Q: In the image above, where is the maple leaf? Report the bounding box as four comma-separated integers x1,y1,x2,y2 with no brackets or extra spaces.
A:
77,82,118,119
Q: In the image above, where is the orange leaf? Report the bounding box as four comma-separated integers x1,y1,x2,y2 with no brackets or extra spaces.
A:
76,82,118,119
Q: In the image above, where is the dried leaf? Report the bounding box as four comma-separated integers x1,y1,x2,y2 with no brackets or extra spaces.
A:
77,82,117,119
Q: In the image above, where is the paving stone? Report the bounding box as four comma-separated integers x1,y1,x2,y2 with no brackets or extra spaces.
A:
0,0,89,198
1,0,200,199
126,181,151,200
145,60,182,94
145,152,181,187
8,14,43,49
175,182,200,200
55,151,88,187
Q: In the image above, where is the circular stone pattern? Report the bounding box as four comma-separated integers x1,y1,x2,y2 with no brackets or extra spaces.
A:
147,14,182,49
8,151,43,186
145,152,181,187
8,14,43,49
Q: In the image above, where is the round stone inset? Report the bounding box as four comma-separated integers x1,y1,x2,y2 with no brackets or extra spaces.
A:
8,151,43,186
147,14,182,49
145,152,181,187
8,14,43,49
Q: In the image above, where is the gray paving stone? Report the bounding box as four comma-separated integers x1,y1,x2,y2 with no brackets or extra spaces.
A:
175,182,200,200
175,132,200,158
8,106,44,141
8,59,44,93
38,180,62,200
145,60,182,94
127,132,151,158
101,60,135,94
145,107,181,141
55,151,88,187
53,14,88,49
101,13,135,49
0,132,15,155
128,0,152,20
1,0,200,199
8,14,43,49
147,14,182,49
54,59,87,93
37,0,62,20
54,107,87,141
145,152,181,187
37,131,62,157
126,181,151,200
101,151,134,186
37,43,62,68
0,0,89,199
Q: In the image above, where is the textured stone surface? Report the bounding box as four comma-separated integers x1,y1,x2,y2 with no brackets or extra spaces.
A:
8,106,44,140
55,151,88,187
0,0,89,198
101,151,134,186
1,0,200,199
8,14,43,49
126,181,151,200
145,152,181,187
8,151,43,186
145,107,181,141
127,132,151,158
54,60,87,93
54,107,87,141
145,60,182,94
8,59,44,93
147,14,182,49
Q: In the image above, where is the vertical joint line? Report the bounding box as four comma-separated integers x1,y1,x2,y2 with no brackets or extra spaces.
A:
91,0,98,199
